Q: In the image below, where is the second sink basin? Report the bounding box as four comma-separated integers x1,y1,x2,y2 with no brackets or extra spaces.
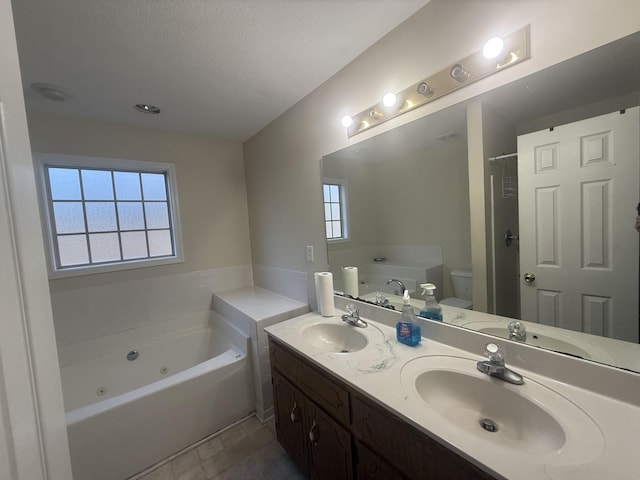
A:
460,320,616,365
401,355,604,461
302,323,368,353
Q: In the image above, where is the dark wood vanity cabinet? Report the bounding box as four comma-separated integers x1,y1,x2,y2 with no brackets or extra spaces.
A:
269,336,496,480
272,371,309,476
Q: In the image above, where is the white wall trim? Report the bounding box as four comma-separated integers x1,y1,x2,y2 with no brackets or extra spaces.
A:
0,0,73,475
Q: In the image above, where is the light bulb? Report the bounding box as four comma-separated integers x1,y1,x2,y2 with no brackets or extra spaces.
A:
483,37,504,59
382,92,397,107
341,115,353,128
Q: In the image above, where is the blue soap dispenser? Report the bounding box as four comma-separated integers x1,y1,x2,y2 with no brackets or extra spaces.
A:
396,290,421,346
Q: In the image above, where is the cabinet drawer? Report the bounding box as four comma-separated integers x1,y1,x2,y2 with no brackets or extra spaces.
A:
269,337,350,426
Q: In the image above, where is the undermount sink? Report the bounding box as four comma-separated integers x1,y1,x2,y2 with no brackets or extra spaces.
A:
302,323,368,353
400,355,604,460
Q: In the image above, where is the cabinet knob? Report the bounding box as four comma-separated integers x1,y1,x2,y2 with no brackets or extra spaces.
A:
309,420,319,445
290,401,298,423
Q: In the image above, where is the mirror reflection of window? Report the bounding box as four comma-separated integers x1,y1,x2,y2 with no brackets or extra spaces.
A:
322,178,349,241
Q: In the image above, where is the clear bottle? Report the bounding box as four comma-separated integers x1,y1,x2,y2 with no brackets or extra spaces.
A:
396,290,421,346
418,283,443,321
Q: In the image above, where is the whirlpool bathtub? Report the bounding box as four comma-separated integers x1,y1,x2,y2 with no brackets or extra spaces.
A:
60,318,254,480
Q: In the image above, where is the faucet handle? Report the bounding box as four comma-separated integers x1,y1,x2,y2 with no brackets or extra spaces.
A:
508,320,526,336
345,303,359,318
484,343,505,364
375,292,388,306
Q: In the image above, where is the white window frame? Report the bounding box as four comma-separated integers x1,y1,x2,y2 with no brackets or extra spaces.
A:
322,177,350,243
33,153,185,278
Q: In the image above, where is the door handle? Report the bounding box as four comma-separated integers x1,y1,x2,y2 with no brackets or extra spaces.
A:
504,229,519,247
290,401,298,423
523,272,536,283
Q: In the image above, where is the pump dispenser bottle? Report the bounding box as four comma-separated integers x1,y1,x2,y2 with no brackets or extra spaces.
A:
396,290,421,346
419,283,443,321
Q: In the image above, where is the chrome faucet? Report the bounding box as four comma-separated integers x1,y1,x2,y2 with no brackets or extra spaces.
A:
476,343,524,385
386,278,406,296
508,320,526,342
341,304,368,328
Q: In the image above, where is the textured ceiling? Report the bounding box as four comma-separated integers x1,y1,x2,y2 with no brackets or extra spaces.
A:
11,0,430,141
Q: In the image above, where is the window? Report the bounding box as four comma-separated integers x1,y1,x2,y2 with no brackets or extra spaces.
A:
322,178,349,241
34,154,184,277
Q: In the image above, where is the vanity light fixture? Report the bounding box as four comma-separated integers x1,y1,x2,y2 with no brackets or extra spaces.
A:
134,103,161,114
341,25,530,137
417,82,434,97
382,92,398,107
449,63,470,83
341,115,353,128
483,36,505,59
368,108,383,119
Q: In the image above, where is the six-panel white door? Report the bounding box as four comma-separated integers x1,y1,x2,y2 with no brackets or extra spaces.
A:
518,107,639,342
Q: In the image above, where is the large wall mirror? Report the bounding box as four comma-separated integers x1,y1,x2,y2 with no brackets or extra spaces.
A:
322,31,640,373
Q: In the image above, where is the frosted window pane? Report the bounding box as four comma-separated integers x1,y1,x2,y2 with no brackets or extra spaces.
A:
49,168,81,200
118,202,144,230
121,231,148,259
145,202,169,229
324,204,332,220
114,172,142,200
86,202,117,232
331,204,341,220
81,170,114,200
332,221,341,237
148,229,172,257
53,202,85,234
329,185,339,202
141,173,167,200
89,233,120,262
325,221,332,238
323,184,330,201
58,235,89,266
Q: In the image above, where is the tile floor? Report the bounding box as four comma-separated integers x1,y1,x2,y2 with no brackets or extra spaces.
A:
131,416,305,480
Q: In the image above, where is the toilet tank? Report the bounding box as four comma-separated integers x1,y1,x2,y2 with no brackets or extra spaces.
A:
450,269,472,301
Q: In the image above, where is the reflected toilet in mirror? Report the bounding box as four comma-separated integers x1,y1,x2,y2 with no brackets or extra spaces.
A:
440,269,473,310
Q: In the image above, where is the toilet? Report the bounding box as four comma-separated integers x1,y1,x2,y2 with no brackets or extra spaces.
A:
440,269,473,309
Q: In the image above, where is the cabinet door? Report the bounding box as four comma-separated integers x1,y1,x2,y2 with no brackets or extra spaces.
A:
272,370,308,476
306,399,353,480
355,441,407,480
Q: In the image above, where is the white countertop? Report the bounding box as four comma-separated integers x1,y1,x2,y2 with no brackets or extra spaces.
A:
265,307,640,480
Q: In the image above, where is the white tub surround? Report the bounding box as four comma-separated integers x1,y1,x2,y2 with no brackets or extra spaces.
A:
265,302,640,480
51,266,253,346
212,286,309,421
62,316,253,480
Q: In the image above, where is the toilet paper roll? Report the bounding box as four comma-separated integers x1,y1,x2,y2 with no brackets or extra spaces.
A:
342,266,359,298
314,272,335,317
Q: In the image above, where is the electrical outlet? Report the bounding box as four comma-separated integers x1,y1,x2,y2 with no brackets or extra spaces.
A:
306,245,314,262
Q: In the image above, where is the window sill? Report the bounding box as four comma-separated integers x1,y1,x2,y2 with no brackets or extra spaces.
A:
48,255,185,279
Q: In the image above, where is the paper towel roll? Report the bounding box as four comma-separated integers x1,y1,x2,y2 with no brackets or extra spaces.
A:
342,266,359,298
314,272,335,317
